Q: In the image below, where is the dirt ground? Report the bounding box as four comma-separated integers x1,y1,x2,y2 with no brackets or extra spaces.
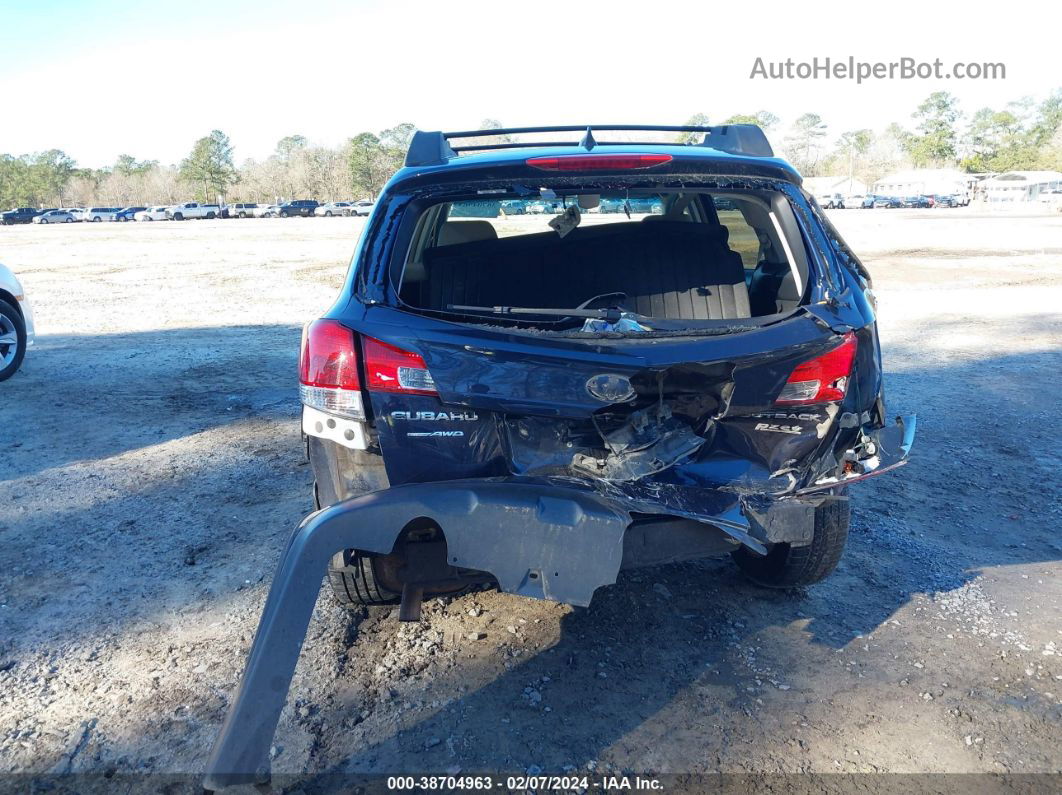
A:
0,209,1060,792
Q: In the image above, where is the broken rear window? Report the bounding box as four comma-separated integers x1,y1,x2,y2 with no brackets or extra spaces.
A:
395,189,812,331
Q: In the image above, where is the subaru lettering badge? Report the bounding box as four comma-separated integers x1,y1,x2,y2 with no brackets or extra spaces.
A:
586,373,636,403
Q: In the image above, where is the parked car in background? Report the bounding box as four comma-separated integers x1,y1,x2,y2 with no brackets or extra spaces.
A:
133,206,170,221
0,262,35,381
254,204,280,218
1,207,42,225
31,210,76,224
845,194,866,208
873,196,902,209
114,206,148,222
930,194,957,208
84,207,121,222
816,192,845,209
350,200,374,216
315,202,352,217
166,202,222,220
227,203,259,218
902,195,931,208
499,200,526,215
64,208,86,221
277,200,319,217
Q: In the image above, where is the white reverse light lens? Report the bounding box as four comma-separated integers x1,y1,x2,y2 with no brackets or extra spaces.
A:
298,385,365,420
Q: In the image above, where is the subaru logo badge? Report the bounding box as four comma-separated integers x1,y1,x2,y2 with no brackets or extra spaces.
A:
586,373,636,403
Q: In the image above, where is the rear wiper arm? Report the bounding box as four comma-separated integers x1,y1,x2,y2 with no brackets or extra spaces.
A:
448,304,628,321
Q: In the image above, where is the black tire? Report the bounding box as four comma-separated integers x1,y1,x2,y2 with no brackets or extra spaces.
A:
733,500,850,588
206,211,215,219
173,213,183,221
39,219,49,224
92,216,101,222
238,212,246,218
0,300,27,382
328,549,402,608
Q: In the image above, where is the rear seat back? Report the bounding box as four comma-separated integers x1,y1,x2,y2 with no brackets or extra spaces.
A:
420,221,751,320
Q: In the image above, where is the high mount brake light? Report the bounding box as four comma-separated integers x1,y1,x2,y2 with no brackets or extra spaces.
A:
776,332,858,405
362,337,438,396
525,154,673,171
298,319,364,418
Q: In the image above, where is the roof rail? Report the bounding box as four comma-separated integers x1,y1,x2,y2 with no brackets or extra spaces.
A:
403,124,774,167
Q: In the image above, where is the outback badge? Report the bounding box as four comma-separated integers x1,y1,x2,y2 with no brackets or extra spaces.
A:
585,373,636,403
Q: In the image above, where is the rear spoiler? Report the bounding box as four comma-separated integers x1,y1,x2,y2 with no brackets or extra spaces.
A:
404,124,774,167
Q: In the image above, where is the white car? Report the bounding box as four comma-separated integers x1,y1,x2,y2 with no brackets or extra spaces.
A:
350,200,374,216
32,210,76,224
166,202,222,220
226,203,259,218
314,202,352,217
84,206,121,222
0,263,35,381
253,204,280,218
134,206,171,222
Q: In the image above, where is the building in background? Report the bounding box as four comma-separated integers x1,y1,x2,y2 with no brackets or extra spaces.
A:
873,168,971,199
803,176,868,198
982,171,1062,204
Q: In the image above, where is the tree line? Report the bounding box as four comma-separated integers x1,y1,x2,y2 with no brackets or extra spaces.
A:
698,89,1061,185
0,123,420,209
2,95,1059,209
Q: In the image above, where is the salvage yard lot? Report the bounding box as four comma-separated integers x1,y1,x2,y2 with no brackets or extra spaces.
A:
1,211,1060,786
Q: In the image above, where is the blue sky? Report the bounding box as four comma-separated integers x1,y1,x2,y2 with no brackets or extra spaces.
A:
1,0,1057,168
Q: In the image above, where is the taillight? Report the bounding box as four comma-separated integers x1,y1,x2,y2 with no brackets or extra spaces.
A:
362,337,437,396
525,154,672,171
298,319,364,418
776,332,858,405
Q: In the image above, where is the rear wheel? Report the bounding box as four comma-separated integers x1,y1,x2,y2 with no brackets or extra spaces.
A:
328,550,402,608
733,500,850,588
39,219,49,224
0,300,27,382
206,211,216,219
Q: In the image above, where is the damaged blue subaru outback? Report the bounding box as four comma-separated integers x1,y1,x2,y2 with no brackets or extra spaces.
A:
205,124,916,788
298,123,915,618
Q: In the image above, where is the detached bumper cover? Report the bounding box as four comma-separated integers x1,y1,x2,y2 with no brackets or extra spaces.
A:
205,481,629,789
205,417,915,789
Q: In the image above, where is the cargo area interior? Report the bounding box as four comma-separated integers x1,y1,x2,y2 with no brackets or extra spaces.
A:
396,189,813,329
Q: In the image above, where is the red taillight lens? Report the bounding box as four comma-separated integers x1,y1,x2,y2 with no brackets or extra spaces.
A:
299,320,364,418
299,319,360,389
525,154,673,171
362,337,437,396
776,332,858,405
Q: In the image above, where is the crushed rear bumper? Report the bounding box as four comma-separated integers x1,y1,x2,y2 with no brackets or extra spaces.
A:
205,417,914,789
